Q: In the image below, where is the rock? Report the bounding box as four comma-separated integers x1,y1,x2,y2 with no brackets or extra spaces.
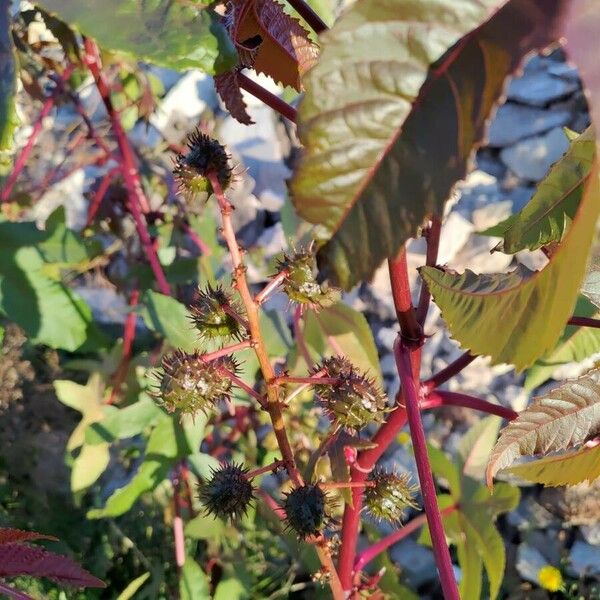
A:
475,149,507,178
547,61,581,83
453,170,502,218
516,543,551,586
581,524,600,546
507,185,534,212
150,71,217,144
487,104,571,147
255,223,286,259
74,286,135,326
376,327,398,352
438,212,474,264
390,539,437,588
507,70,578,107
471,200,513,232
568,541,600,577
448,234,513,274
500,127,570,181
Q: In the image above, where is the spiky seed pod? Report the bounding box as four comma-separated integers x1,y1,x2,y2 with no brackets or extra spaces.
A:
283,484,330,539
313,356,391,431
364,469,419,524
189,285,245,341
275,248,339,308
156,350,238,416
173,130,232,198
199,462,254,521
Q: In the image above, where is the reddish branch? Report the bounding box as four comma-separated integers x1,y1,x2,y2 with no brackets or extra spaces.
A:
395,340,459,599
1,64,75,203
85,166,119,227
568,315,600,328
83,39,171,296
237,72,297,123
422,351,477,392
422,390,518,421
416,215,442,325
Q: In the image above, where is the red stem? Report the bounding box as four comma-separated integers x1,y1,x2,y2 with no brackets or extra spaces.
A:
423,390,518,421
255,270,288,305
180,220,211,255
246,460,285,478
395,340,459,600
237,73,297,123
276,375,340,385
568,315,600,328
422,351,477,393
85,166,119,228
83,39,171,296
354,504,457,573
293,305,314,367
199,339,252,362
416,215,442,325
1,64,75,203
287,0,328,33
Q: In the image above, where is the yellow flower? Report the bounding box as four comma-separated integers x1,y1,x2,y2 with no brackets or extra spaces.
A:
538,565,563,592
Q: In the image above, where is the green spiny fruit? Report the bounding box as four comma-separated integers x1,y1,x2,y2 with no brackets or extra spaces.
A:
189,285,245,340
364,469,419,524
314,357,391,431
156,350,238,416
199,462,254,521
173,129,232,197
283,484,330,539
275,248,339,308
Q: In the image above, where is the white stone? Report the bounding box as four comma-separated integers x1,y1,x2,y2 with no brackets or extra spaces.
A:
568,541,600,577
437,212,473,264
507,70,578,107
488,104,571,147
472,200,513,232
500,127,570,181
448,234,513,274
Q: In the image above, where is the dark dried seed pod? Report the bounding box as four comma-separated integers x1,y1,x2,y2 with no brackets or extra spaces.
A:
364,469,419,524
275,248,339,308
189,285,245,340
173,130,232,198
155,350,238,416
283,484,330,539
314,357,391,431
199,462,254,521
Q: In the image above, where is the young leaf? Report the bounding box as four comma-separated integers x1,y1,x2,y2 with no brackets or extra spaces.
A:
508,443,600,486
487,368,600,485
421,159,600,370
482,127,595,253
0,544,105,588
214,71,253,125
38,0,237,74
525,296,600,390
291,0,570,289
229,0,318,90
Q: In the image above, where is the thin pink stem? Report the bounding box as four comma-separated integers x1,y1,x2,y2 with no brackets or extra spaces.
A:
423,390,518,421
276,375,340,385
395,340,459,599
354,504,457,573
568,315,600,328
247,460,286,478
255,270,288,305
287,0,328,33
199,339,252,362
319,481,375,490
1,64,75,202
86,166,119,227
416,215,442,325
237,73,297,123
84,39,170,296
219,367,265,406
422,351,477,392
180,220,211,255
294,305,314,367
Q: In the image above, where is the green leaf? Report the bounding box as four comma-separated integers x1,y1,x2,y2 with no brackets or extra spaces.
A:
428,444,461,500
187,452,220,480
260,309,293,358
456,532,483,600
140,290,197,352
525,296,600,390
180,559,210,600
85,395,163,445
303,302,383,383
38,0,237,75
0,219,97,350
0,1,18,156
508,443,600,487
88,416,190,518
482,127,595,253
292,0,570,289
214,577,249,600
457,416,502,481
185,512,225,540
487,367,600,485
116,572,151,600
71,443,110,494
421,160,600,370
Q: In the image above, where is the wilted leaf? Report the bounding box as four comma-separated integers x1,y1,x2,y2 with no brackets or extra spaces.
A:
0,544,105,587
481,127,595,253
229,0,318,90
525,296,600,390
292,0,570,289
487,367,600,485
214,71,253,125
421,159,600,370
508,443,600,486
38,0,237,74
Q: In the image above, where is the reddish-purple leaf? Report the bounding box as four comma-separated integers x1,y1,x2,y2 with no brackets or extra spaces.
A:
214,71,254,125
0,529,58,545
0,544,105,588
